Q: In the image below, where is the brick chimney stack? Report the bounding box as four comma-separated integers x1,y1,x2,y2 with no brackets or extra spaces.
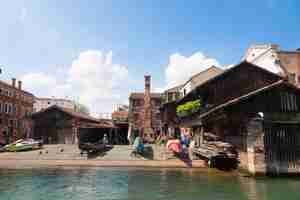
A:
145,75,151,94
18,80,22,90
12,78,16,88
143,75,154,141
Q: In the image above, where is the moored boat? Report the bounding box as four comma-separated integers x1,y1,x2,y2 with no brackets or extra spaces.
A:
4,139,43,152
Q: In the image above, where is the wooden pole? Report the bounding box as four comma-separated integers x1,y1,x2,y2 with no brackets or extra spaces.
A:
200,126,204,146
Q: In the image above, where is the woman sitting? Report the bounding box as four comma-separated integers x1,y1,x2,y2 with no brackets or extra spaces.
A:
131,132,144,156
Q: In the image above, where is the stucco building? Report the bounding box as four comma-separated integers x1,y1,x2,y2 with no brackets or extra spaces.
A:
180,66,224,97
243,44,300,86
0,78,35,145
34,97,76,112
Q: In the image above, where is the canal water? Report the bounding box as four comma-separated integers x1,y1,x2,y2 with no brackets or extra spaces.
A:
0,168,300,200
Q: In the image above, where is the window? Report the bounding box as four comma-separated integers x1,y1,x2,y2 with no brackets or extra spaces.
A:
4,103,8,113
8,104,12,114
175,92,180,100
134,113,139,120
133,100,140,107
13,105,17,114
167,93,173,102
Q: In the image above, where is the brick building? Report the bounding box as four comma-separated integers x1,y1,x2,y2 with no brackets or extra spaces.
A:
128,75,162,141
0,78,35,145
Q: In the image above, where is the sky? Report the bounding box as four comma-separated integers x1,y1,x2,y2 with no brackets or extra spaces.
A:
0,0,300,116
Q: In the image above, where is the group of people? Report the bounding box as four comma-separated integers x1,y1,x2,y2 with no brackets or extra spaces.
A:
130,127,192,156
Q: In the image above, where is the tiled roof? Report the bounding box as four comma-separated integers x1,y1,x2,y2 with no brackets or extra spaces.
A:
179,61,284,103
181,66,224,88
0,80,34,97
31,105,100,123
35,97,73,102
112,111,128,119
164,85,183,93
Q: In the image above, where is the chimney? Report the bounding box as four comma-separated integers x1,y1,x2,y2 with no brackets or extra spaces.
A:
12,78,16,88
144,75,151,93
18,80,22,90
270,44,279,50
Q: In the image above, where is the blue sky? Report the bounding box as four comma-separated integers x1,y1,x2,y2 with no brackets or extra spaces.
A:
0,0,299,114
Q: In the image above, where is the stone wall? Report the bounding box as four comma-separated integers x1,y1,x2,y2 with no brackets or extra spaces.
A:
244,118,266,175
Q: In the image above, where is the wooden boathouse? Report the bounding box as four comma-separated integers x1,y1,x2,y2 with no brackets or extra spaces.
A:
31,105,116,144
163,61,300,175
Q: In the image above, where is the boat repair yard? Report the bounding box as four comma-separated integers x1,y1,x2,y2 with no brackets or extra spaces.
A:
0,145,206,169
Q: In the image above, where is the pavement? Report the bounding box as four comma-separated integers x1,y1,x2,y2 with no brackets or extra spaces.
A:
0,144,206,169
0,144,168,160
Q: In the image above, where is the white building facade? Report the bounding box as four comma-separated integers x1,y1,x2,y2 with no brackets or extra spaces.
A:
34,98,76,112
243,44,300,86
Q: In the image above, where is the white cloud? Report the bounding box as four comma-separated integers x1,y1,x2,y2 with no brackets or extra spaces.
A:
21,50,129,117
165,52,221,88
21,73,57,96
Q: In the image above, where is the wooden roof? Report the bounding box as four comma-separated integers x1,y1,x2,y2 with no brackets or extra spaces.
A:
178,61,285,103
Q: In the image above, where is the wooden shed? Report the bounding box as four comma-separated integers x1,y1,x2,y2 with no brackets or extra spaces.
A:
31,105,112,144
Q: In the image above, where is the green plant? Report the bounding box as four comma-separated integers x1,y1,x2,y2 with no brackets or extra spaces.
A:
176,99,201,117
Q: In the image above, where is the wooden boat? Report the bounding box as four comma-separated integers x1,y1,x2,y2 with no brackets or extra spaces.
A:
79,142,106,154
166,139,182,154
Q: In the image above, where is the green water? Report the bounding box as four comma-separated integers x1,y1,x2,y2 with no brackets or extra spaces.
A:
0,168,300,200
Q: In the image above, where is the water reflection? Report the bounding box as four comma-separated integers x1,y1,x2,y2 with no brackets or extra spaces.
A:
0,168,300,200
